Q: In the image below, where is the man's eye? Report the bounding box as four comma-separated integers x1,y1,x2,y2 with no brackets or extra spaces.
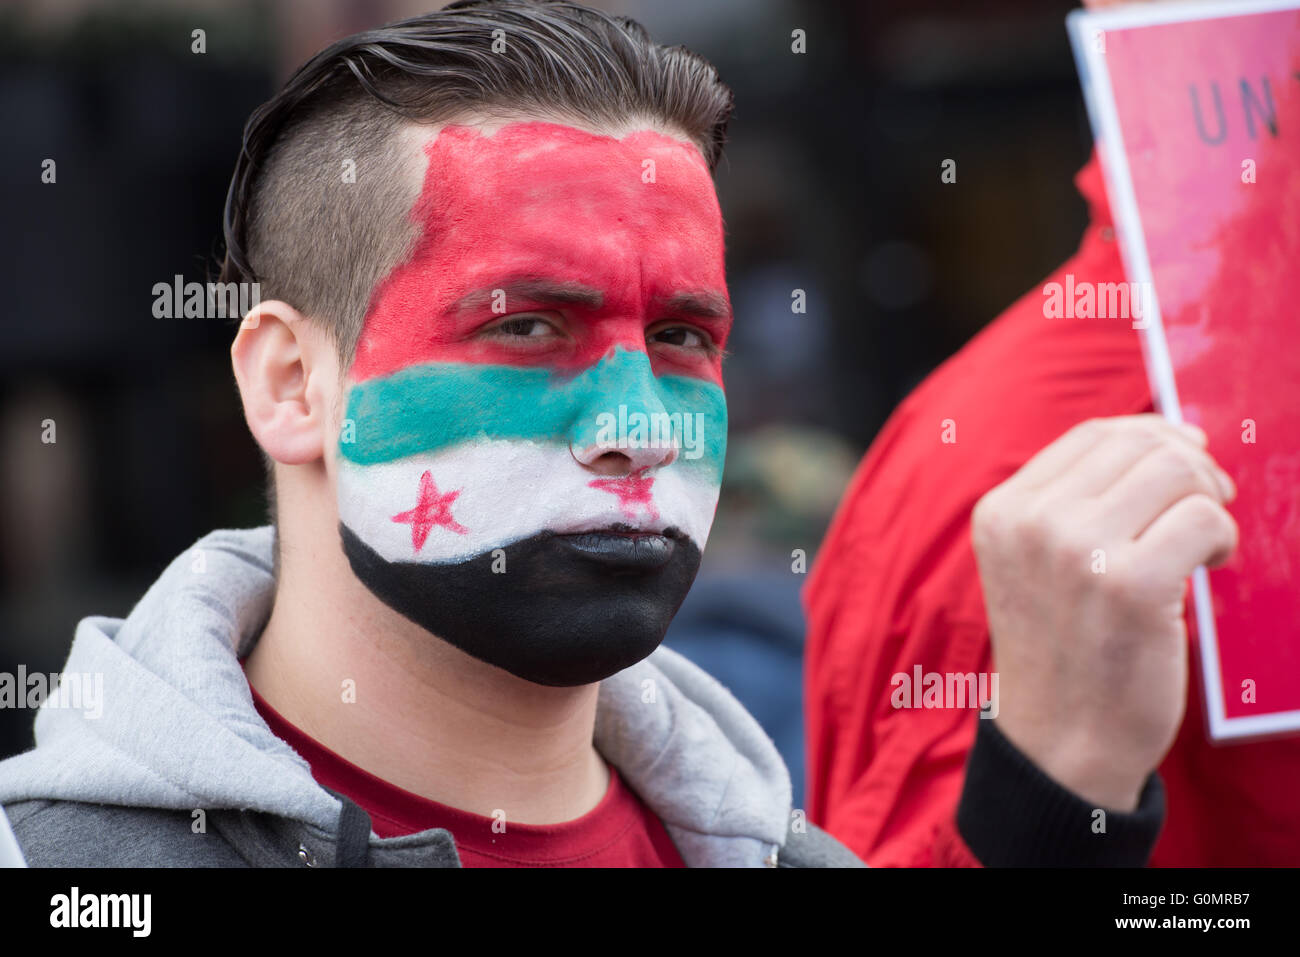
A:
489,316,556,338
652,326,710,350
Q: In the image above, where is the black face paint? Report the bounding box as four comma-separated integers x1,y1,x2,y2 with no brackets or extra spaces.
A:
339,523,702,686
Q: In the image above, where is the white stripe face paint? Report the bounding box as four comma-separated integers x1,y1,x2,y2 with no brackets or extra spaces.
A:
337,438,720,566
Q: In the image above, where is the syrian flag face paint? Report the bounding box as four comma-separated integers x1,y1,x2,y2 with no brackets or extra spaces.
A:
336,121,732,686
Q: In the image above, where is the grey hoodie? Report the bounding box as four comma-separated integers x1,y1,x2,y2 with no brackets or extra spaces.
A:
0,527,863,868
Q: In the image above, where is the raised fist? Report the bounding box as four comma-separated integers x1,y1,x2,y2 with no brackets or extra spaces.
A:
971,414,1238,811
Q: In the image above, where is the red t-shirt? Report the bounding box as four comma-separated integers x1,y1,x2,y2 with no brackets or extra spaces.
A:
803,151,1300,867
245,679,684,867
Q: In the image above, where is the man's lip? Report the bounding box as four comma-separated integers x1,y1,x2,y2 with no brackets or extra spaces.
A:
550,518,678,536
578,522,685,538
551,527,680,569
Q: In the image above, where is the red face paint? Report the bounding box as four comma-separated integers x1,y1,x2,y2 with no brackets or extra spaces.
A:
588,467,659,522
349,121,731,388
390,469,469,552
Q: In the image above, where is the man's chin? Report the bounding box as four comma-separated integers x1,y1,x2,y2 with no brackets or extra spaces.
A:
338,523,703,686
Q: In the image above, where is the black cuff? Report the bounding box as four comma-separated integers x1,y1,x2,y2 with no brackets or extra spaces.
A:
956,717,1165,867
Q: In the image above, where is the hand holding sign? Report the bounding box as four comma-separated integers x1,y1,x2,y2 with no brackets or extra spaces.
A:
970,415,1238,811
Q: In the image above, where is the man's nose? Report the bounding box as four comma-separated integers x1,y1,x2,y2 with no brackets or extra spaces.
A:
569,349,680,476
572,438,679,476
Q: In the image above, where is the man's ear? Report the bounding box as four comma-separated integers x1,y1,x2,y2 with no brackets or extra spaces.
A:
231,300,340,466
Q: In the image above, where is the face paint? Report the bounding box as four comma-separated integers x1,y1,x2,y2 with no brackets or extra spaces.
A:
336,121,731,686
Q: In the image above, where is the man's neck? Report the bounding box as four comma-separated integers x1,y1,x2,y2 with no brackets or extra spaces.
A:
244,522,609,826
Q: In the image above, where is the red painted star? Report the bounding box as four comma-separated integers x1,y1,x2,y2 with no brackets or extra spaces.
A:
391,470,469,552
588,467,659,522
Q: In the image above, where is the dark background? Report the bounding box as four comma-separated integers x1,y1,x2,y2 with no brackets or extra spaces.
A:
0,0,1093,800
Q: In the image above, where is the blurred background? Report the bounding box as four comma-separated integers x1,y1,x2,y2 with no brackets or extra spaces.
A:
0,0,1096,806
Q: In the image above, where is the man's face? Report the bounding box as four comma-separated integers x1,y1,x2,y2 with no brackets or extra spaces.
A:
335,119,731,686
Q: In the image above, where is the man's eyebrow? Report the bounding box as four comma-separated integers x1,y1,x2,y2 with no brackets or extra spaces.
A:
653,290,732,320
452,278,604,313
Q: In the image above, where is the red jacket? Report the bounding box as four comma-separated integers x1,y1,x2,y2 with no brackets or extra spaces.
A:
803,153,1300,867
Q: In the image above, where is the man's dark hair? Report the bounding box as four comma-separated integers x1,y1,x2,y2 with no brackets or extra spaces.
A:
220,0,734,368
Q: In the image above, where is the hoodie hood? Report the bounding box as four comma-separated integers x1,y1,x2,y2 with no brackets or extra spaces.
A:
0,527,792,867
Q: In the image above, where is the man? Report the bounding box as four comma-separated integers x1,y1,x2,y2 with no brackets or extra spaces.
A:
0,1,1235,867
804,85,1293,866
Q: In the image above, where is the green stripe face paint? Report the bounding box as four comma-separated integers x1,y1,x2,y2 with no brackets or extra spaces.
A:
341,348,726,480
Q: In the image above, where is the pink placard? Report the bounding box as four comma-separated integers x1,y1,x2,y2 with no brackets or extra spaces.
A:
1071,2,1300,739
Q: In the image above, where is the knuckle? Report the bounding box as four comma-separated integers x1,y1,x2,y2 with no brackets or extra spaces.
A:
1055,530,1095,569
1011,502,1053,550
973,491,1058,558
1025,505,1082,564
1114,567,1162,605
970,494,1004,552
1123,423,1163,455
1204,449,1228,472
1151,445,1201,487
1185,494,1238,543
1099,554,1160,604
1071,417,1108,443
1222,511,1241,551
971,492,998,532
1181,492,1219,523
1032,505,1088,560
1053,542,1094,580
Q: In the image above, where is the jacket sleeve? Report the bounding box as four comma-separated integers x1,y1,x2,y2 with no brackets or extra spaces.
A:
802,152,1156,868
955,718,1165,867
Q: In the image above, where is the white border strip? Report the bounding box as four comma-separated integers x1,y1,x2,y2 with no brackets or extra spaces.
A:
1073,0,1300,30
